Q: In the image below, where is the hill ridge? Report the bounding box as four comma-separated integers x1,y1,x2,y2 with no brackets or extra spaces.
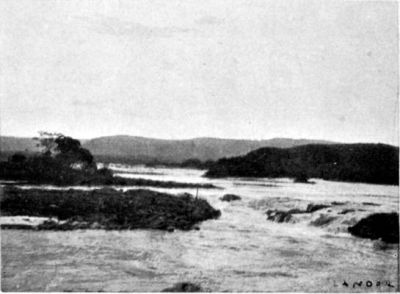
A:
1,135,338,163
205,143,399,185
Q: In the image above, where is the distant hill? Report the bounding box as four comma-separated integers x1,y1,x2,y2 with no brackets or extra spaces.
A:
0,135,335,163
77,136,336,163
205,143,399,185
0,136,39,153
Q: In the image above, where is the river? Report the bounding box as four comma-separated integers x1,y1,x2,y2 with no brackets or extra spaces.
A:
1,165,398,292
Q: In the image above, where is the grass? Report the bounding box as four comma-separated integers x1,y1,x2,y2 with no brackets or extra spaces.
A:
0,186,221,231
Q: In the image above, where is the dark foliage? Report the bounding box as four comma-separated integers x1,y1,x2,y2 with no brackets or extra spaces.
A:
0,135,218,188
9,153,27,164
0,134,98,185
0,155,97,186
293,172,314,184
0,158,218,187
53,136,94,168
348,213,399,243
205,143,399,185
1,187,221,231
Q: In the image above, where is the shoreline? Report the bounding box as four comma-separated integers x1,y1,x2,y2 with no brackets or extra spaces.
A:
0,176,220,189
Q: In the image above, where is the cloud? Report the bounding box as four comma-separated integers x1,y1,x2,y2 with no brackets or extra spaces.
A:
70,99,110,108
76,16,194,38
195,16,224,26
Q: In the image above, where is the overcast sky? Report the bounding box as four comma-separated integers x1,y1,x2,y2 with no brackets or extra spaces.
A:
0,0,398,144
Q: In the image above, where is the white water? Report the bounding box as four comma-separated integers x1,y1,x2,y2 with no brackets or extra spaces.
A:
1,166,399,292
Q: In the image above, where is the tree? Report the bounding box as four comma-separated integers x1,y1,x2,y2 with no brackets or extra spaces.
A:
33,131,63,156
8,153,26,164
55,136,95,169
34,132,95,170
1,132,107,185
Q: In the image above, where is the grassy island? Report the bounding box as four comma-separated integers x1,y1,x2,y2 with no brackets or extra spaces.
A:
205,143,399,185
1,186,221,231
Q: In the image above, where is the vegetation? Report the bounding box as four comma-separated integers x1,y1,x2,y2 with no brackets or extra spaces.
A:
293,172,314,184
0,186,221,231
0,132,97,185
0,133,218,188
205,144,399,185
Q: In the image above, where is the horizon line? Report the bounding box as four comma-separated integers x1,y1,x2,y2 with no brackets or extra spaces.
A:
0,133,398,147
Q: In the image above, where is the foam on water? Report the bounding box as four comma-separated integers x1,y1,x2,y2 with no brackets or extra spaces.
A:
1,166,398,292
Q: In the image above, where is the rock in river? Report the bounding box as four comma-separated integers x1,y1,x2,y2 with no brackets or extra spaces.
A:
266,210,293,223
348,213,399,243
306,203,330,213
220,194,242,202
161,282,204,292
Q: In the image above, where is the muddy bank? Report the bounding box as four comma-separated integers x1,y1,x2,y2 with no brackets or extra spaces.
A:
0,187,221,231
